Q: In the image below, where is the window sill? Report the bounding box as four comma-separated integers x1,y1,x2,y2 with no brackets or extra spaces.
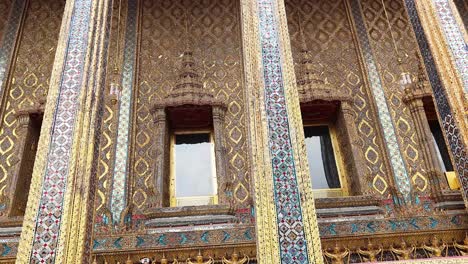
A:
144,204,232,219
145,214,238,228
0,216,24,228
313,195,384,218
314,195,381,209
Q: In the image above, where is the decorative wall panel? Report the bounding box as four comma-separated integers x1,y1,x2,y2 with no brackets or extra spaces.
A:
432,0,468,93
348,0,412,201
403,0,468,204
357,0,429,195
285,0,391,196
0,0,64,214
110,0,138,224
133,0,250,208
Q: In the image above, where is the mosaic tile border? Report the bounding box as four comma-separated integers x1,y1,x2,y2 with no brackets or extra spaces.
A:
93,225,256,252
89,212,468,252
318,212,467,237
257,0,310,263
348,0,412,202
433,0,468,93
29,0,93,262
0,0,26,101
403,0,468,203
110,0,138,224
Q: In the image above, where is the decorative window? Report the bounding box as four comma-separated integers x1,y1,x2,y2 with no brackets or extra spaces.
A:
170,132,218,206
299,101,353,198
147,50,227,210
303,124,344,198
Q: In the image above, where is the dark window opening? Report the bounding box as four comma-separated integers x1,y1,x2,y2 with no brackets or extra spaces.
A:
175,133,210,145
428,120,454,172
303,125,341,189
423,98,454,172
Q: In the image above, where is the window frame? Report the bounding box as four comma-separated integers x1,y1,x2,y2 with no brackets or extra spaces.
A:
169,129,219,207
303,122,349,198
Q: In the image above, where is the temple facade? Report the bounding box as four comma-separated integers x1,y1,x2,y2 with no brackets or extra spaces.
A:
0,0,466,263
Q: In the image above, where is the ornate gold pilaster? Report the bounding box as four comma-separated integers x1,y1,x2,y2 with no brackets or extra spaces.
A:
16,0,112,262
212,105,228,204
410,0,468,207
402,69,446,200
241,0,322,263
150,107,169,208
337,100,369,195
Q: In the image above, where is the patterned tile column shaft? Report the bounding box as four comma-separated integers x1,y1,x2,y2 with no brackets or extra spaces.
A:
432,0,468,93
110,0,138,224
250,0,323,263
348,0,412,202
16,0,112,262
404,0,468,207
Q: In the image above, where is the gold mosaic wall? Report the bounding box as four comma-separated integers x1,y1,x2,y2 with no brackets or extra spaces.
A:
285,0,393,196
94,0,128,214
94,0,252,212
0,0,64,212
359,0,429,194
135,0,250,207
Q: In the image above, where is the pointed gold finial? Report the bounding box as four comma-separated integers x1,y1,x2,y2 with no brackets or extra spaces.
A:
295,10,328,94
